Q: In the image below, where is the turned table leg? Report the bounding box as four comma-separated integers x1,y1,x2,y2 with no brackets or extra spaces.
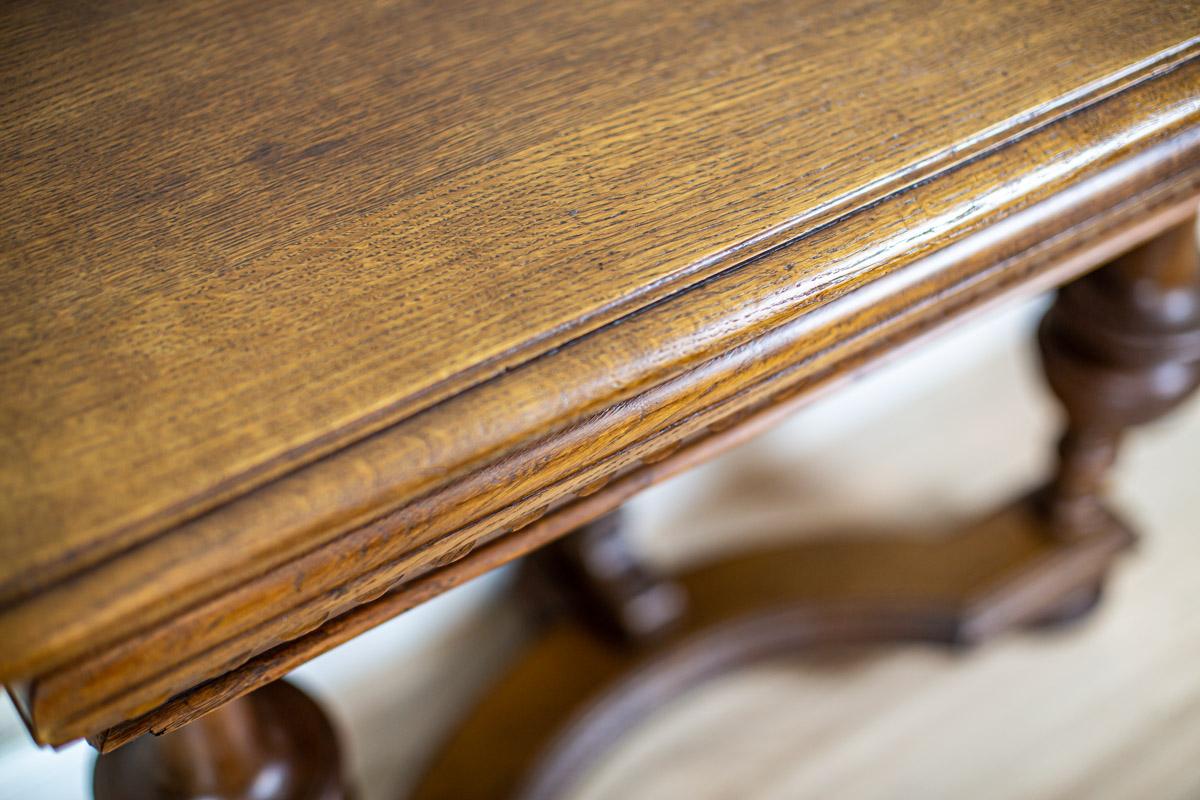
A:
1039,213,1200,528
1032,213,1200,622
92,679,348,800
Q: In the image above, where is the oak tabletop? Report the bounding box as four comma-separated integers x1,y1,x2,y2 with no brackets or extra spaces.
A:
3,0,1200,747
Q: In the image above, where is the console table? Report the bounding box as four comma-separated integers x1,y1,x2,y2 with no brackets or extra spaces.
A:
3,1,1199,797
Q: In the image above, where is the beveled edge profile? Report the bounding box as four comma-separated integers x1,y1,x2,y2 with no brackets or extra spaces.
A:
6,54,1200,750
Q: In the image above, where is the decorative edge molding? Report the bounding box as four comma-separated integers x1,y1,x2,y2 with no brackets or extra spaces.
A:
7,56,1200,748
5,37,1194,615
82,144,1200,750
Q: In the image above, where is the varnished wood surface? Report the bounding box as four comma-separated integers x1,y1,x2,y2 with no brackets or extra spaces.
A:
33,69,1200,749
3,0,1200,748
2,0,1197,593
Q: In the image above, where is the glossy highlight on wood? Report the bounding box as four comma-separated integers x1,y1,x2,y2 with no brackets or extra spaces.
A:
2,0,1200,760
2,1,1195,602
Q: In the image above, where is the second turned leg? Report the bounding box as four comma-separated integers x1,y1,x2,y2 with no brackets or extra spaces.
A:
92,679,348,800
1030,213,1200,623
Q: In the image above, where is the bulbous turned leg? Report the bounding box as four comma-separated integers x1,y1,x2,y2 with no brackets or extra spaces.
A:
92,679,348,800
1030,213,1200,625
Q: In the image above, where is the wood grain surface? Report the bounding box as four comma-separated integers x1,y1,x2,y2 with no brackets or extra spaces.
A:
2,0,1199,747
2,0,1196,594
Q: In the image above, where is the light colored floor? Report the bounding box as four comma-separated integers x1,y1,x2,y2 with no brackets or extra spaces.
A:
3,295,1198,799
